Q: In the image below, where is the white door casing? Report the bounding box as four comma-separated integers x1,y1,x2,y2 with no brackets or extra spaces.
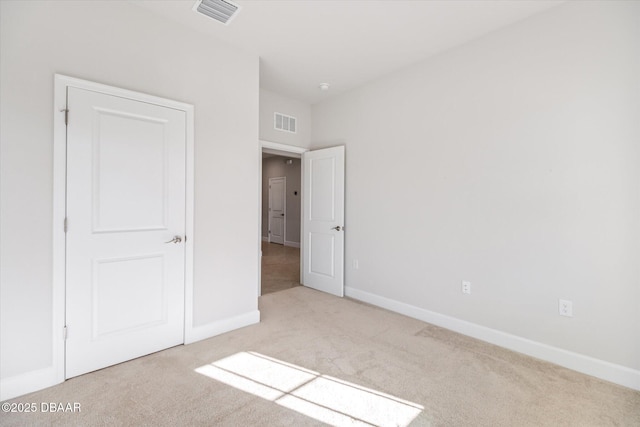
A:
269,177,286,245
302,146,345,297
64,85,188,378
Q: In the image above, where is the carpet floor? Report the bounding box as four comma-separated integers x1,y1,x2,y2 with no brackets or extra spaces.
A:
1,286,639,426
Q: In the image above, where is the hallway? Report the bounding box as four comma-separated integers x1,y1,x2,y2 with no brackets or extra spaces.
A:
261,242,301,295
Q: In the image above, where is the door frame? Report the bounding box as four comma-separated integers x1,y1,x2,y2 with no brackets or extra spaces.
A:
259,140,307,296
268,176,287,244
52,74,195,383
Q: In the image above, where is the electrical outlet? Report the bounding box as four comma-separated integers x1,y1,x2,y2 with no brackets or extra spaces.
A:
462,280,471,295
558,299,573,317
353,259,359,270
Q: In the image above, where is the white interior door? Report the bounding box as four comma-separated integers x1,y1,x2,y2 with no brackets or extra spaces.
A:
269,177,286,245
302,146,345,297
65,87,186,378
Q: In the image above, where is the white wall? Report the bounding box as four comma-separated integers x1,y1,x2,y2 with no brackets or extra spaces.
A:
260,88,311,147
312,0,640,380
262,157,302,244
0,0,259,395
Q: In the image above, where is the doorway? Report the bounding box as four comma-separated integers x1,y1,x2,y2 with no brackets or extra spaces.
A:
259,141,345,298
261,151,302,295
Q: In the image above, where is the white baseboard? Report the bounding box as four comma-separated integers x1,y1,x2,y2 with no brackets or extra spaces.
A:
345,286,640,391
262,236,268,242
0,366,62,402
185,310,260,345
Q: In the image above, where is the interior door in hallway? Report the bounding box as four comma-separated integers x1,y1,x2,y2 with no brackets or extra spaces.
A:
302,146,345,297
269,177,286,245
65,86,186,378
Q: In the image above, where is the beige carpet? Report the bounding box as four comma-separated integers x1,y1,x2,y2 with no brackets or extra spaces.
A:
2,286,639,426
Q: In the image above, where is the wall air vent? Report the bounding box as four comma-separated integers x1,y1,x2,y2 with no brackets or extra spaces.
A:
193,0,240,25
274,112,297,134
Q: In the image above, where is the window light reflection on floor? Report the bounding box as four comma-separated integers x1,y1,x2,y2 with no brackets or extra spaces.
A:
195,351,424,426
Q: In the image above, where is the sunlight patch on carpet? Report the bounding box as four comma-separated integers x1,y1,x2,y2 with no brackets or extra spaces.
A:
195,352,423,426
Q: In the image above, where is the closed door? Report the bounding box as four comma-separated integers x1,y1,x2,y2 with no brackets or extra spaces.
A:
302,146,345,297
65,87,186,378
269,177,286,245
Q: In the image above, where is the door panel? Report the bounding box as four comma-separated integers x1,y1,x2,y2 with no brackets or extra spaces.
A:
269,177,286,245
93,254,166,338
92,110,168,232
66,87,186,379
302,146,344,297
309,233,335,277
309,157,336,221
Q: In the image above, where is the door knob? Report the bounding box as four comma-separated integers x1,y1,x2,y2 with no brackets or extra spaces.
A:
281,213,285,216
164,236,182,244
331,226,343,231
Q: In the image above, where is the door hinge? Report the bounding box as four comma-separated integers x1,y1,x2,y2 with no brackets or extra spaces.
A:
64,217,68,233
60,108,69,126
63,326,68,340
268,230,271,233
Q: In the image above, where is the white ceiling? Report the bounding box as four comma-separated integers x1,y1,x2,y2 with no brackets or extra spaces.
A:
133,0,563,104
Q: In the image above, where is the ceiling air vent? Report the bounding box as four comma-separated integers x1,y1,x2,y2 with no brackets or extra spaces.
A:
274,112,297,134
193,0,240,25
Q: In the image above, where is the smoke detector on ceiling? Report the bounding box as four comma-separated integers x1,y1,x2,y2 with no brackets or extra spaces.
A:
193,0,241,25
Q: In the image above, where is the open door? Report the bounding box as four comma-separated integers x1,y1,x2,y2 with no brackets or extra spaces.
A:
302,146,345,297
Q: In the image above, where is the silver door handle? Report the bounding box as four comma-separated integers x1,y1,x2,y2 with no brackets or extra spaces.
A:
331,226,343,231
164,236,182,244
